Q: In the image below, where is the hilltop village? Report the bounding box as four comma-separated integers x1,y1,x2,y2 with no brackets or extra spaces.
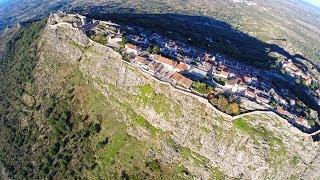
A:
50,12,320,130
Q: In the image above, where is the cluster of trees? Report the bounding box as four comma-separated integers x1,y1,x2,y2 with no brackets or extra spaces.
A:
89,32,108,45
212,76,226,86
0,19,47,178
119,37,128,49
147,45,161,54
0,19,104,179
41,95,101,177
208,93,241,115
192,81,213,95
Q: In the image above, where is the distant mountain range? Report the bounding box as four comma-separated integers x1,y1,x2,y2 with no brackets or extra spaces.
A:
0,0,319,65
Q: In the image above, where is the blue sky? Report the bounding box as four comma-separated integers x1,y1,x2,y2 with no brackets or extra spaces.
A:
302,0,320,7
0,0,9,5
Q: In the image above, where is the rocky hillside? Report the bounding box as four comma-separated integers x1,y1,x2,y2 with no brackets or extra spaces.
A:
0,14,319,179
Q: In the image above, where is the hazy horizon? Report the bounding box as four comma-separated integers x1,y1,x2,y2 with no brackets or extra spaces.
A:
1,0,320,8
302,0,320,7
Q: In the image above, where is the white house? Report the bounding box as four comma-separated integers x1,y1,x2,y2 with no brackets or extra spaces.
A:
108,34,122,44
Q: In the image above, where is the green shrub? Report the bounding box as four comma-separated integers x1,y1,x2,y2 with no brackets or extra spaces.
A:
192,81,213,95
89,33,108,45
146,160,162,172
209,93,240,115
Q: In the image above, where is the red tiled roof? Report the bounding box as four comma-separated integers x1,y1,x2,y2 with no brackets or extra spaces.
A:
171,72,193,89
227,77,242,86
290,65,300,72
171,72,183,82
125,43,139,50
245,87,256,97
179,76,193,88
218,69,229,77
154,55,178,67
175,62,188,71
217,64,226,71
277,106,286,114
149,62,161,71
242,76,252,83
135,56,146,63
302,76,311,81
276,106,292,117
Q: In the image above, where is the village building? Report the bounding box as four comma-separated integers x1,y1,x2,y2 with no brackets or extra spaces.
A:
282,60,312,85
213,64,229,79
174,62,189,72
289,99,296,106
108,34,122,44
276,106,294,118
171,72,193,89
203,52,214,62
226,77,246,92
257,92,270,104
125,43,140,55
142,59,152,69
184,56,193,64
302,76,312,85
282,60,300,74
134,56,147,65
176,53,185,62
244,87,256,99
153,54,178,70
165,41,179,52
129,34,148,45
198,61,213,72
316,88,320,98
243,75,253,84
296,117,309,127
148,62,163,74
188,67,208,80
171,72,182,83
179,76,193,89
81,20,100,32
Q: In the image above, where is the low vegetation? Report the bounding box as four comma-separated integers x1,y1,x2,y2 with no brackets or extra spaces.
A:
147,44,161,54
233,118,287,165
138,84,182,118
0,19,46,178
192,81,213,95
88,32,108,45
208,93,241,115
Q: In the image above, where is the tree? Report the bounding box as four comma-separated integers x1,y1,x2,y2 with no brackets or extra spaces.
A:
146,47,152,54
192,81,213,95
119,37,128,49
152,45,161,54
227,102,240,115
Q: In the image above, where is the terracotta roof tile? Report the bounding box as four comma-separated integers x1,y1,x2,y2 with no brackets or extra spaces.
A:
175,62,188,71
154,55,178,67
125,43,139,50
